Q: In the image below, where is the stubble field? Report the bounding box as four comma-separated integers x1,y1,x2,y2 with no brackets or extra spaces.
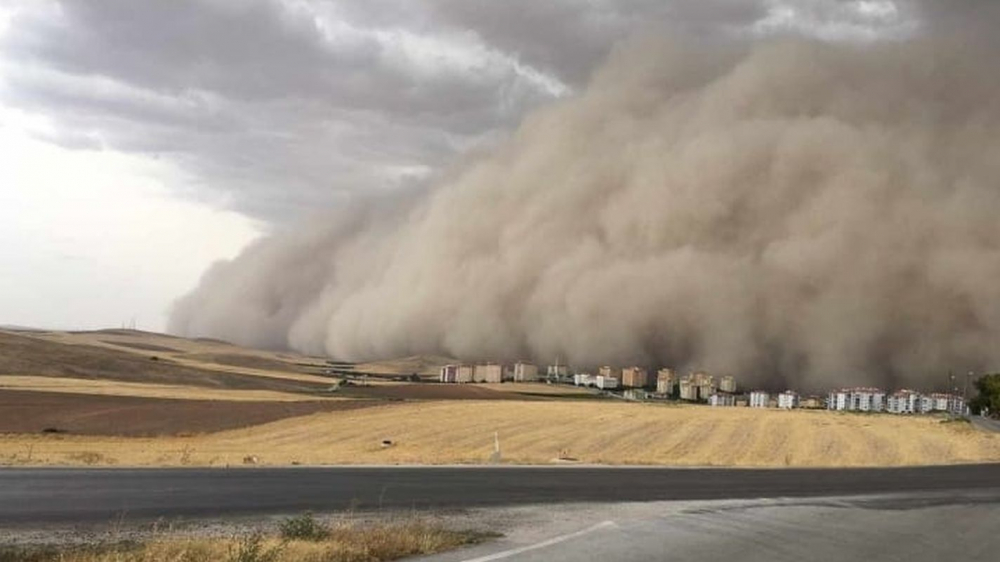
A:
2,328,999,469
3,400,998,468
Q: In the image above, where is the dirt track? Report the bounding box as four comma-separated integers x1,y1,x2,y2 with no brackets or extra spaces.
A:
0,390,373,436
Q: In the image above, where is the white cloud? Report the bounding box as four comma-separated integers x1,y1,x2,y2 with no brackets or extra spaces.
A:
753,0,916,41
0,107,260,330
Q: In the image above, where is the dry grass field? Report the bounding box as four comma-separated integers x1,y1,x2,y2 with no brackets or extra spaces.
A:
3,401,999,468
0,330,333,392
0,517,485,562
2,328,999,469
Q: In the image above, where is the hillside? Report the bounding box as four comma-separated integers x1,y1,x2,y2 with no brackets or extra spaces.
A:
0,330,329,393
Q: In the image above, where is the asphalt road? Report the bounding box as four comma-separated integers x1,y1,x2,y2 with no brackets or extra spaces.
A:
2,464,999,525
971,415,1000,433
417,491,1000,562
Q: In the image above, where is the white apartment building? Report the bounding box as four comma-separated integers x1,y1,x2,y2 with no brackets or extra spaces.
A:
679,380,698,401
918,394,935,414
777,391,799,409
931,394,951,412
827,388,885,412
474,364,503,384
749,391,770,408
595,375,619,390
456,364,475,383
887,390,921,414
657,368,677,394
574,373,594,387
513,362,539,382
886,391,966,416
719,375,737,393
547,364,570,379
439,365,457,383
709,393,736,407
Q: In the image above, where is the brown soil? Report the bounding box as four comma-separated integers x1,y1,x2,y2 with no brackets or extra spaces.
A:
0,390,374,436
0,331,327,394
99,340,181,353
86,329,185,339
184,352,311,372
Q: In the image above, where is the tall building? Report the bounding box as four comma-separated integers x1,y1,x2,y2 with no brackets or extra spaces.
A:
456,364,475,383
827,388,886,412
690,371,716,399
547,363,569,379
439,364,458,383
657,368,677,395
777,391,799,409
621,367,649,389
679,379,698,401
719,375,737,393
749,391,770,408
595,375,619,390
513,362,539,382
474,364,503,383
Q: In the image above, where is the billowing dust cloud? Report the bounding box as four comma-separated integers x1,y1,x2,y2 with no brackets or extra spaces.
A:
170,20,1000,391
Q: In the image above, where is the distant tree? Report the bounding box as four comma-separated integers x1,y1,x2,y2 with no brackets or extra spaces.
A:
970,374,1000,417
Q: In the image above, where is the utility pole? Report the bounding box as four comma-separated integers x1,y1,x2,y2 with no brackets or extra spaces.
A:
489,431,501,464
948,371,956,419
965,371,974,416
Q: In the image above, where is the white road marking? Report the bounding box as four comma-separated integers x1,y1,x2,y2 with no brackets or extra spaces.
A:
461,520,617,562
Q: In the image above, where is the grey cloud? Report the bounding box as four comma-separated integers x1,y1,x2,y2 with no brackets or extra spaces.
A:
1,1,915,222
1,0,566,221
427,0,767,85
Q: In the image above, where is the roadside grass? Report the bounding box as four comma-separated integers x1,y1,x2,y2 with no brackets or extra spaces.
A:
0,517,493,562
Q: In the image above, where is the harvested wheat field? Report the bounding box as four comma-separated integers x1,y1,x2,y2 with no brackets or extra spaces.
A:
0,376,330,402
3,401,999,468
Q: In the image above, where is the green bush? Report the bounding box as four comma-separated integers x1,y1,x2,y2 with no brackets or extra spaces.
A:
278,512,330,542
971,374,1000,417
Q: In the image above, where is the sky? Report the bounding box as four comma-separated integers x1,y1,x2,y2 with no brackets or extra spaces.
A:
0,0,917,332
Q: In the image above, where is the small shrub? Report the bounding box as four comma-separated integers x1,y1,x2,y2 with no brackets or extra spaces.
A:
67,451,104,465
278,513,329,542
228,532,284,562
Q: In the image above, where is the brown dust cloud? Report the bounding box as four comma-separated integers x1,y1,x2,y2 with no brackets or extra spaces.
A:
170,3,1000,392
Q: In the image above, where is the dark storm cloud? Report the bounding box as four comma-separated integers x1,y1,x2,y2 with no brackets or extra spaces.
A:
0,0,573,220
2,1,909,221
427,0,767,83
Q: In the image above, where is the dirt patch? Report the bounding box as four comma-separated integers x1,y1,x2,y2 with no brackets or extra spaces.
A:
0,331,327,394
99,340,181,353
0,390,375,436
185,353,306,373
194,337,235,346
85,329,184,339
